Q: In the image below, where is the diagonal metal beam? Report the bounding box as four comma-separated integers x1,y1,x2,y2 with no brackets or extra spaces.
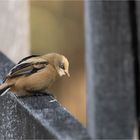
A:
0,52,90,139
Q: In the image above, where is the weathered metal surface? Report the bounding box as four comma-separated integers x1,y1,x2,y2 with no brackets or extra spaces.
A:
0,52,90,139
85,1,137,139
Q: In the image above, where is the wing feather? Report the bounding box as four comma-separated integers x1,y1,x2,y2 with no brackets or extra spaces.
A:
17,55,40,64
7,61,48,78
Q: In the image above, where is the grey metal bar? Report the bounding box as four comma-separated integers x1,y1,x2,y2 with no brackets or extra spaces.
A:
84,1,137,139
135,1,140,137
0,52,90,139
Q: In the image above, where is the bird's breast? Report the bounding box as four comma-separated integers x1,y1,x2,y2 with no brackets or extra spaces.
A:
11,65,58,95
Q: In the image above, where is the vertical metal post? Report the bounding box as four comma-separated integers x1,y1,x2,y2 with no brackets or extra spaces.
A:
85,1,137,139
128,1,140,138
135,1,140,138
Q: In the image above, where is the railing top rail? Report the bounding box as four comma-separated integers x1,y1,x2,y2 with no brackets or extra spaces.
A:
0,52,90,139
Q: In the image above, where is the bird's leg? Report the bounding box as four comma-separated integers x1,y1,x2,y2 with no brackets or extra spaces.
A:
17,90,44,98
32,91,57,102
32,91,55,98
18,90,57,103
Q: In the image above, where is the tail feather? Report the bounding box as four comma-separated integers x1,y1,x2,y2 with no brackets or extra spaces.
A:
0,83,11,96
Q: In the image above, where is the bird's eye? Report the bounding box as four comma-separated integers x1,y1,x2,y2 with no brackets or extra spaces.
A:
59,63,65,70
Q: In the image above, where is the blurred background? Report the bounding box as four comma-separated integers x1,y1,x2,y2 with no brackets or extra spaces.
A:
30,1,86,125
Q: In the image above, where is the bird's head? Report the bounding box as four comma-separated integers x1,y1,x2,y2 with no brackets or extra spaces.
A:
55,55,70,77
43,53,70,77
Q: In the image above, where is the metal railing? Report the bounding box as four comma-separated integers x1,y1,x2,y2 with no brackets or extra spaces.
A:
0,52,90,139
85,1,139,139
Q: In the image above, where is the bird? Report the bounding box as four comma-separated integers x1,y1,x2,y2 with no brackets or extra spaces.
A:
0,53,70,97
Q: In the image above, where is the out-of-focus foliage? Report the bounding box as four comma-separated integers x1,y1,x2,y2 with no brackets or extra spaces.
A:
30,1,86,125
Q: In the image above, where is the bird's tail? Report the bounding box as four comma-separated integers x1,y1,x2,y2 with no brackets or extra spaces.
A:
0,83,12,96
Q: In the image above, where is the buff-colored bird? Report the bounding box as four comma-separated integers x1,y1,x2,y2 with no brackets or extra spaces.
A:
0,53,70,96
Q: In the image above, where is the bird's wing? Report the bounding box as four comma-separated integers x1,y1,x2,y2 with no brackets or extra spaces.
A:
17,55,40,64
7,61,48,78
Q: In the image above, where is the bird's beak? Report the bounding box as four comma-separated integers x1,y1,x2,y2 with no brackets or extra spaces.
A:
65,70,70,77
58,69,70,77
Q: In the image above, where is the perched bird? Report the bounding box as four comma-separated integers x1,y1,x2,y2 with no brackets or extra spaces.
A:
0,53,70,96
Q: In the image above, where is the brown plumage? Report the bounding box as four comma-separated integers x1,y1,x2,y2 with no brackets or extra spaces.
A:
0,53,70,96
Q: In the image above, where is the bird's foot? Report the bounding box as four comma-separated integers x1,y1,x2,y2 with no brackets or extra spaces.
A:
17,91,57,103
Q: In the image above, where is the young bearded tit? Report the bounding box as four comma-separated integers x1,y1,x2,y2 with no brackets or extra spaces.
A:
0,53,70,96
